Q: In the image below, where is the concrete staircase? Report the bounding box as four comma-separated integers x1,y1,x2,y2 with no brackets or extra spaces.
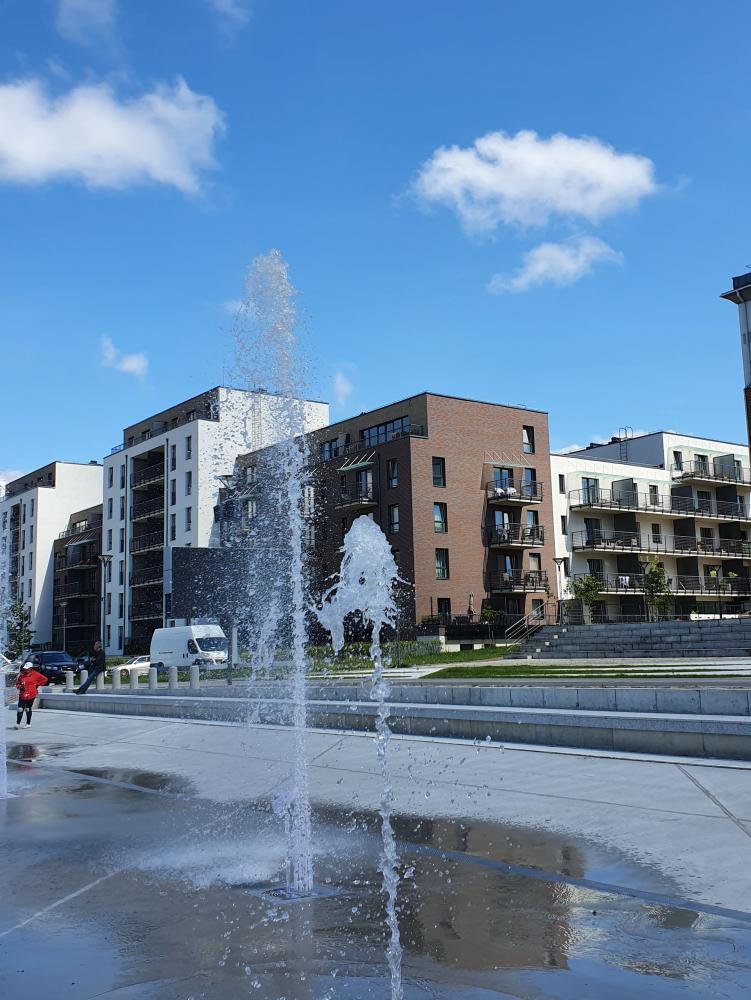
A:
518,618,751,660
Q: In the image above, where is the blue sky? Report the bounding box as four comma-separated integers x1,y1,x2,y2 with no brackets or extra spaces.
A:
1,1,749,480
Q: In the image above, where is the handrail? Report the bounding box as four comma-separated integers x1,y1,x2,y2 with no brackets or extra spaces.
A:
59,519,103,539
571,528,751,558
487,570,548,591
485,480,543,502
131,461,165,487
571,572,751,596
504,600,557,642
130,530,163,552
487,524,545,546
671,460,751,485
131,495,165,519
568,488,748,520
337,488,378,505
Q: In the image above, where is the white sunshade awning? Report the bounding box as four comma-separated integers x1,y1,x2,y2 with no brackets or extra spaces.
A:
338,451,377,472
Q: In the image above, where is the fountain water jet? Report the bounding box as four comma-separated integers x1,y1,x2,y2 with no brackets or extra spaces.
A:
315,515,403,999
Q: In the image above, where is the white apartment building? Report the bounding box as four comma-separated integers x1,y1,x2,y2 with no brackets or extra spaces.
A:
0,461,103,647
551,432,751,619
102,386,329,654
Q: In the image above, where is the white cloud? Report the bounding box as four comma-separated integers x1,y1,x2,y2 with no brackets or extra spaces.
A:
488,236,622,293
414,129,657,234
332,370,353,408
56,0,117,46
0,76,224,194
207,0,251,32
100,336,148,378
223,299,244,314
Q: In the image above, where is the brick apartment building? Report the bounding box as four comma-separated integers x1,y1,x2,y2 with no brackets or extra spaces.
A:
218,392,555,629
52,505,103,656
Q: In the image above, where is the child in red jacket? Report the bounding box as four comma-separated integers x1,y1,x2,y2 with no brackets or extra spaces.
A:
15,661,48,729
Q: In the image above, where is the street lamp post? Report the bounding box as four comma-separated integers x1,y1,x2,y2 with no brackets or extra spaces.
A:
552,557,566,624
98,554,113,650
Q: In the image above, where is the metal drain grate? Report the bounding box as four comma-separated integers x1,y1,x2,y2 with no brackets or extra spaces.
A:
243,882,341,903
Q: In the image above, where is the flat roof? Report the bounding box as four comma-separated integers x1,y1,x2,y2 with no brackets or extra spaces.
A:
565,429,747,453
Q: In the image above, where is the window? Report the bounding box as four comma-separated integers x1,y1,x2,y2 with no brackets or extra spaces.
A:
651,523,662,544
522,426,535,454
118,593,124,618
245,466,256,484
119,528,125,553
119,560,124,586
387,459,398,488
558,474,565,494
22,503,26,524
432,457,446,488
649,484,659,506
106,529,112,551
435,548,449,580
526,509,539,528
170,479,176,505
20,555,24,575
360,415,410,447
529,553,541,574
117,625,124,650
695,453,709,475
107,560,112,583
560,515,568,535
30,498,34,517
106,592,112,615
697,490,711,512
185,507,192,531
320,438,339,460
128,436,134,447
21,529,25,550
388,504,400,533
185,471,192,496
170,444,177,471
119,496,125,520
170,513,176,541
28,551,32,570
433,502,448,533
436,597,451,621
29,525,33,543
243,499,257,525
108,466,113,488
185,435,192,460
187,409,196,421
582,477,599,503
562,557,570,576
27,579,31,597
392,549,400,567
700,526,714,547
673,450,683,471
107,498,113,520
120,464,126,489
587,558,603,575
106,624,111,647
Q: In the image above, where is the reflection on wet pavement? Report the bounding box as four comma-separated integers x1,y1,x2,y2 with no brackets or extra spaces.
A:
1,762,750,998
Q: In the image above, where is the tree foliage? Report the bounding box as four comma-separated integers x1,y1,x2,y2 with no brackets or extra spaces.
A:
5,597,34,658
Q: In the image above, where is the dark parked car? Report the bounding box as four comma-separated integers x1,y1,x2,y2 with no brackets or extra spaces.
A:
21,651,79,685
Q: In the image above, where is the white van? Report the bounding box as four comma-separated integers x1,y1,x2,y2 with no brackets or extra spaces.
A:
150,625,229,670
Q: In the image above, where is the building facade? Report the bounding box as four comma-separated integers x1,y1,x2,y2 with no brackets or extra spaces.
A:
0,462,103,648
552,431,751,619
102,386,328,654
52,505,103,656
219,392,555,629
721,271,751,451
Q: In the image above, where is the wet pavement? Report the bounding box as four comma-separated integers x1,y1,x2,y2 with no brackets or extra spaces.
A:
2,713,751,997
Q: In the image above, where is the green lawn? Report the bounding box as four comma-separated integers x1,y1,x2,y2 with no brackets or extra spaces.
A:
400,645,518,667
426,664,744,680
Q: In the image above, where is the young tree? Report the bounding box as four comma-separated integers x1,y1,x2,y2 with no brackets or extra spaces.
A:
643,558,672,621
569,574,602,624
6,597,34,659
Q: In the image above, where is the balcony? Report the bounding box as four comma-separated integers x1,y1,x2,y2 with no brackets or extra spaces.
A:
335,488,379,510
571,529,751,559
485,480,543,504
568,488,750,522
61,581,98,598
131,461,165,489
572,572,751,597
487,570,549,592
487,524,545,547
130,530,164,553
130,565,164,587
130,601,163,621
131,496,165,521
55,612,99,628
671,460,751,486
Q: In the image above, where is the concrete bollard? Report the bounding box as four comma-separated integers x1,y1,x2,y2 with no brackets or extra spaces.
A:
148,667,158,690
95,671,105,692
112,668,121,691
79,669,89,688
65,670,75,691
130,669,139,691
189,664,200,690
168,665,178,691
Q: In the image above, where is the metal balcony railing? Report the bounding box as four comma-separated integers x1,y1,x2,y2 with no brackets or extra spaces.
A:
571,529,751,558
131,495,165,520
571,572,751,596
62,581,98,598
130,565,163,586
487,570,549,592
671,460,751,485
336,488,378,507
59,518,103,539
485,480,543,503
487,524,545,547
54,612,99,628
130,602,163,620
568,489,749,520
131,461,165,488
130,530,164,553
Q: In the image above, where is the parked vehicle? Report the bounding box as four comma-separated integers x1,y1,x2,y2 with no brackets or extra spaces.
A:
150,625,228,671
107,655,151,679
21,651,79,685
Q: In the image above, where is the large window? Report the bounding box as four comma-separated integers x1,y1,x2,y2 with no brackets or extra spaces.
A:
108,466,113,488
435,548,449,580
170,513,176,541
522,426,535,454
185,435,192,460
387,458,398,488
388,504,400,534
320,438,339,460
185,470,192,496
170,479,176,505
433,502,447,533
360,415,410,447
558,474,565,494
673,450,683,471
170,444,177,471
436,597,451,620
185,507,192,531
432,457,446,488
